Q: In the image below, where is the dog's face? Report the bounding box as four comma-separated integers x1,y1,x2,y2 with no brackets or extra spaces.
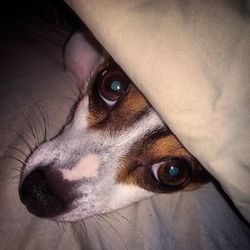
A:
19,32,208,222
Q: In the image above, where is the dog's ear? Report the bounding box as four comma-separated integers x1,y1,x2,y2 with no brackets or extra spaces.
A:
64,32,107,85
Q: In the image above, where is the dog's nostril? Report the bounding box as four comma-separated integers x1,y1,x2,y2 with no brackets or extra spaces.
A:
20,168,67,218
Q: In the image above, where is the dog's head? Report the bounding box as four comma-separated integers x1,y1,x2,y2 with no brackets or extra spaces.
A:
19,32,209,221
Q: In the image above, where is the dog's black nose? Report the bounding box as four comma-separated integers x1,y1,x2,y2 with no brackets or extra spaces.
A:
19,167,68,218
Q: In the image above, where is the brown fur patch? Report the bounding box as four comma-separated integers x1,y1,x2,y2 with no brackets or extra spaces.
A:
116,87,148,116
87,83,149,132
87,106,107,127
116,134,209,193
148,135,191,159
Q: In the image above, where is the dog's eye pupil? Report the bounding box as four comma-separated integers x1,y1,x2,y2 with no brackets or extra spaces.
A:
111,80,122,91
168,166,180,177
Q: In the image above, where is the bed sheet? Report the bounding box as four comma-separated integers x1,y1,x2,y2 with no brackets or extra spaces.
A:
0,14,249,250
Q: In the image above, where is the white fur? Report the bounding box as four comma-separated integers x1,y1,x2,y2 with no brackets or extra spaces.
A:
106,183,154,210
115,111,164,154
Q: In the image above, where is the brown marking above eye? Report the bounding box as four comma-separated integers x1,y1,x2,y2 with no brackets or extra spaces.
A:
115,87,148,117
147,136,192,159
116,133,210,193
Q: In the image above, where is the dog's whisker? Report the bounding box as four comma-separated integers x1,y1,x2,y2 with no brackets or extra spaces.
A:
21,130,39,149
0,145,28,158
7,178,20,185
69,222,78,239
54,220,61,230
9,172,21,179
15,129,38,149
97,214,128,250
69,221,75,234
32,100,49,143
69,219,90,246
9,145,28,158
10,166,24,173
30,99,47,144
0,127,33,152
9,172,21,180
91,216,111,248
61,96,78,104
8,175,22,183
57,221,62,230
20,89,49,143
13,105,40,149
105,211,122,224
28,112,42,146
65,221,70,232
76,219,88,238
56,220,64,232
1,155,26,165
54,220,68,234
10,100,37,146
8,99,42,147
61,221,67,232
108,208,147,239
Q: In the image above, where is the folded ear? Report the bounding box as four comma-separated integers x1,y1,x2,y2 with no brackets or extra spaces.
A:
64,32,107,85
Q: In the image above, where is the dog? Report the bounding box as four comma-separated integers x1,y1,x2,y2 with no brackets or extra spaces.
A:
19,32,209,222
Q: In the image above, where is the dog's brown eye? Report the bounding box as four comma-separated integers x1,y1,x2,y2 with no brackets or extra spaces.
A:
98,69,130,106
151,159,191,187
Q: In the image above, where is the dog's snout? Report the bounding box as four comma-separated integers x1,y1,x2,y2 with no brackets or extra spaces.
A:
20,167,68,218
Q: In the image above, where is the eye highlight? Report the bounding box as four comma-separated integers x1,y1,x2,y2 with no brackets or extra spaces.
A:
151,158,192,187
97,68,130,106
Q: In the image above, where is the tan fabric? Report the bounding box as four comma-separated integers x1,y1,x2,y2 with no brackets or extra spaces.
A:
65,0,250,222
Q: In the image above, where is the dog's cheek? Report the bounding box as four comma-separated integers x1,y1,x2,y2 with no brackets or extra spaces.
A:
105,183,153,211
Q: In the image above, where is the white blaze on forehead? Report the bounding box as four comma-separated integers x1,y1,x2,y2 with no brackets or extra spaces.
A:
62,154,100,181
115,111,164,152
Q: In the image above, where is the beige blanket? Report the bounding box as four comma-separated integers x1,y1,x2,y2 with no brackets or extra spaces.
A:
65,0,250,222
